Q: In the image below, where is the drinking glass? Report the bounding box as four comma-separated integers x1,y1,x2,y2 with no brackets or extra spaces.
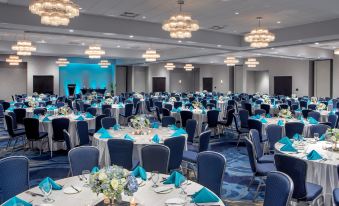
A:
151,171,159,188
40,182,54,203
314,133,319,141
82,170,90,186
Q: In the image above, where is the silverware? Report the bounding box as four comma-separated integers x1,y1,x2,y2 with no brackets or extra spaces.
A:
25,191,44,197
78,176,83,181
71,185,80,193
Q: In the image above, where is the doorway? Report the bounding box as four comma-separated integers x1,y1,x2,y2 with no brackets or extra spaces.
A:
152,77,166,92
274,76,292,96
33,75,54,94
203,78,213,92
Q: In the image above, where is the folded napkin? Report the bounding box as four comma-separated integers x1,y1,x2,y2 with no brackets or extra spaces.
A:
293,133,303,141
277,120,284,126
85,112,94,118
189,107,194,112
307,150,323,160
171,128,187,137
297,115,303,120
97,127,107,134
75,116,85,121
113,124,120,131
152,134,160,143
47,106,56,111
280,143,297,152
2,196,32,206
319,134,326,141
171,108,178,113
91,166,100,174
32,114,40,119
308,117,318,125
191,187,219,204
329,111,335,115
251,115,260,120
131,166,147,181
201,109,206,114
42,116,51,122
169,125,179,130
163,171,186,188
118,103,124,108
151,122,159,129
23,105,28,108
7,107,14,112
260,118,268,123
124,134,135,141
38,177,62,190
266,114,272,118
278,137,292,145
100,130,112,139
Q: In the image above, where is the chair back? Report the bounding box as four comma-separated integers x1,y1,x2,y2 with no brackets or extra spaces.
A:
224,108,235,127
76,121,90,146
134,102,141,115
279,104,289,110
207,110,219,128
95,114,107,132
4,115,17,137
23,118,40,141
56,101,65,108
161,116,176,127
154,101,163,112
248,119,263,141
86,107,97,116
124,103,134,117
309,124,330,137
274,154,307,200
328,114,338,129
164,136,185,172
63,129,71,151
265,124,283,150
13,108,26,124
173,101,182,109
52,118,70,142
0,156,29,203
299,100,307,109
68,146,99,176
133,98,140,108
263,171,294,206
254,109,266,116
186,119,197,143
238,109,249,128
162,108,171,117
2,102,10,111
101,117,117,129
141,144,170,174
101,104,111,114
103,108,112,117
33,108,47,116
260,104,270,114
206,103,215,110
244,137,257,173
301,109,312,119
180,110,193,127
308,104,317,110
285,122,304,138
199,130,211,152
107,139,134,170
197,151,226,197
164,103,173,111
249,129,264,160
308,111,320,121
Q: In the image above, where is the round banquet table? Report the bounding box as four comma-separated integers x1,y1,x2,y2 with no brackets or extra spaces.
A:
16,174,224,206
92,127,188,167
275,140,339,205
251,104,280,115
91,104,125,121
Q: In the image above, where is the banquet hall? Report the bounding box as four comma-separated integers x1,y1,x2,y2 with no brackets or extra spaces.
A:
1,0,339,205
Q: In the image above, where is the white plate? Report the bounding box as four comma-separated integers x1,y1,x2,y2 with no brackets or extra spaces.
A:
63,186,82,194
154,186,173,194
165,198,185,206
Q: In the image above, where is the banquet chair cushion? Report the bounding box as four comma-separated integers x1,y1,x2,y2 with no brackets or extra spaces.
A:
333,188,339,206
304,182,323,201
141,144,170,174
182,150,198,163
164,136,185,172
266,124,283,151
68,146,99,176
256,162,276,176
258,155,275,163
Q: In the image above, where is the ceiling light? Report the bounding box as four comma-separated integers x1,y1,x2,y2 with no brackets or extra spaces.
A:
69,29,74,33
98,60,111,68
334,48,339,55
85,45,105,59
217,45,221,47
276,21,281,24
184,63,194,71
142,49,160,62
164,63,175,71
314,42,319,45
224,56,239,66
12,40,36,56
162,0,199,39
129,35,134,38
244,17,275,48
6,55,22,66
56,58,69,67
142,16,146,19
245,58,259,68
235,12,239,15
29,0,80,26
178,40,182,43
116,45,121,48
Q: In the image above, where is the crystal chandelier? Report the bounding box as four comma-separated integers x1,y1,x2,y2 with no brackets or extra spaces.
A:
85,45,105,59
12,40,36,56
245,58,260,68
184,63,194,71
98,60,111,68
162,0,199,39
6,55,22,66
335,49,339,55
142,49,160,62
245,17,275,48
56,58,69,67
164,63,175,71
29,0,80,26
224,57,239,66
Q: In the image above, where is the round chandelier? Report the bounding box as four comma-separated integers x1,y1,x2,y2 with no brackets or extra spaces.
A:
29,0,80,26
142,49,160,62
6,55,22,66
12,40,36,56
244,17,275,48
335,48,339,55
245,58,260,68
85,45,105,59
184,63,194,71
224,57,239,66
164,63,176,71
162,0,199,39
56,58,69,67
98,60,111,68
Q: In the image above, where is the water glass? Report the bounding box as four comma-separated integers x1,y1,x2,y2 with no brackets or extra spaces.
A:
151,171,159,188
82,170,90,186
314,133,319,141
40,182,53,203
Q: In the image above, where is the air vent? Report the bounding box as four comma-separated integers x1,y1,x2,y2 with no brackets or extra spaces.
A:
68,41,82,45
120,12,140,18
209,25,225,30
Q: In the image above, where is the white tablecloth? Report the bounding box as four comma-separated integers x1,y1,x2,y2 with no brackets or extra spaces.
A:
295,110,331,123
92,104,125,121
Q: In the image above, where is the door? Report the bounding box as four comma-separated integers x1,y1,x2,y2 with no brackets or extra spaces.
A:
203,78,213,92
274,76,292,96
33,75,54,94
152,77,166,92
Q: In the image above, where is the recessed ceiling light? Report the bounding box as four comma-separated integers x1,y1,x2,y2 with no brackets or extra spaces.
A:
81,42,85,46
178,40,182,43
142,16,146,19
69,29,74,33
129,35,134,38
37,40,46,44
217,45,221,47
298,40,302,42
276,21,281,24
79,7,83,10
270,47,275,50
117,45,120,48
314,42,319,45
235,12,239,15
103,33,115,36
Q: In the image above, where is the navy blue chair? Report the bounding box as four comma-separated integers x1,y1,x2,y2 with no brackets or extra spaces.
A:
101,104,111,115
173,101,182,109
244,102,253,116
76,101,84,112
141,144,170,174
162,108,171,117
239,109,249,128
218,108,235,131
285,122,304,139
254,109,266,116
250,129,274,163
2,102,10,111
161,116,176,127
133,102,141,115
101,117,117,129
68,146,99,176
308,104,317,110
24,118,49,155
308,111,321,121
33,108,47,116
263,171,294,206
164,136,185,172
302,109,312,119
56,101,65,108
119,103,133,124
248,119,264,142
0,156,29,203
206,110,220,136
76,121,90,146
233,113,249,148
180,110,193,128
186,119,197,144
164,103,173,111
86,107,97,116
197,151,226,197
14,102,24,108
154,101,163,113
0,104,4,121
309,124,330,138
260,104,270,115
266,124,283,151
13,108,26,125
63,129,71,152
274,154,324,205
279,104,289,110
88,114,106,136
4,115,25,150
51,118,70,157
299,100,307,109
103,108,112,117
328,114,338,129
107,139,138,170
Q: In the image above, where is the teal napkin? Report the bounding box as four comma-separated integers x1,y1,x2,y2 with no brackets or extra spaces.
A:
75,116,84,121
124,134,135,141
278,137,292,145
191,187,219,203
171,108,178,113
2,197,32,206
152,134,160,143
91,166,100,174
171,128,187,137
296,108,301,112
23,105,28,108
151,122,159,129
100,130,112,139
38,177,62,190
42,116,51,122
319,134,326,141
163,171,186,188
261,118,268,123
7,107,14,112
280,143,297,152
251,115,260,120
113,124,120,131
169,125,179,130
293,133,303,141
33,114,39,119
308,117,318,124
277,120,284,126
307,150,323,160
329,111,335,115
266,114,272,118
118,103,123,108
297,115,303,120
202,109,206,114
97,127,107,134
189,107,194,112
131,166,147,181
85,112,94,118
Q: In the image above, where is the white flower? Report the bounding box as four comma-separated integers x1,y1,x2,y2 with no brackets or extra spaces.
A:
98,172,107,181
110,179,119,189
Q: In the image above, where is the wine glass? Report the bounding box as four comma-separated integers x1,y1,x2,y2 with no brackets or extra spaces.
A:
82,170,90,187
151,171,159,188
40,181,54,203
314,133,320,141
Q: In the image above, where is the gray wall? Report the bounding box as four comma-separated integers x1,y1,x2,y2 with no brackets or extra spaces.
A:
169,67,199,92
132,66,147,93
115,66,127,95
199,65,230,92
314,60,331,97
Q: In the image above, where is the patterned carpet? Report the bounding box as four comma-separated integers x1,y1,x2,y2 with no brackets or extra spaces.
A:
0,120,264,205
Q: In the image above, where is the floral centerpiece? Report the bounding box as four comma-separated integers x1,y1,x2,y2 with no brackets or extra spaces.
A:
89,165,138,204
254,92,261,99
218,96,225,102
105,98,114,105
279,109,292,118
263,95,271,104
39,93,46,99
317,103,326,111
130,115,150,135
192,101,202,109
92,91,97,96
169,97,176,103
291,93,297,98
58,105,71,115
133,93,143,99
105,92,112,97
27,97,38,108
327,128,339,150
311,96,317,104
